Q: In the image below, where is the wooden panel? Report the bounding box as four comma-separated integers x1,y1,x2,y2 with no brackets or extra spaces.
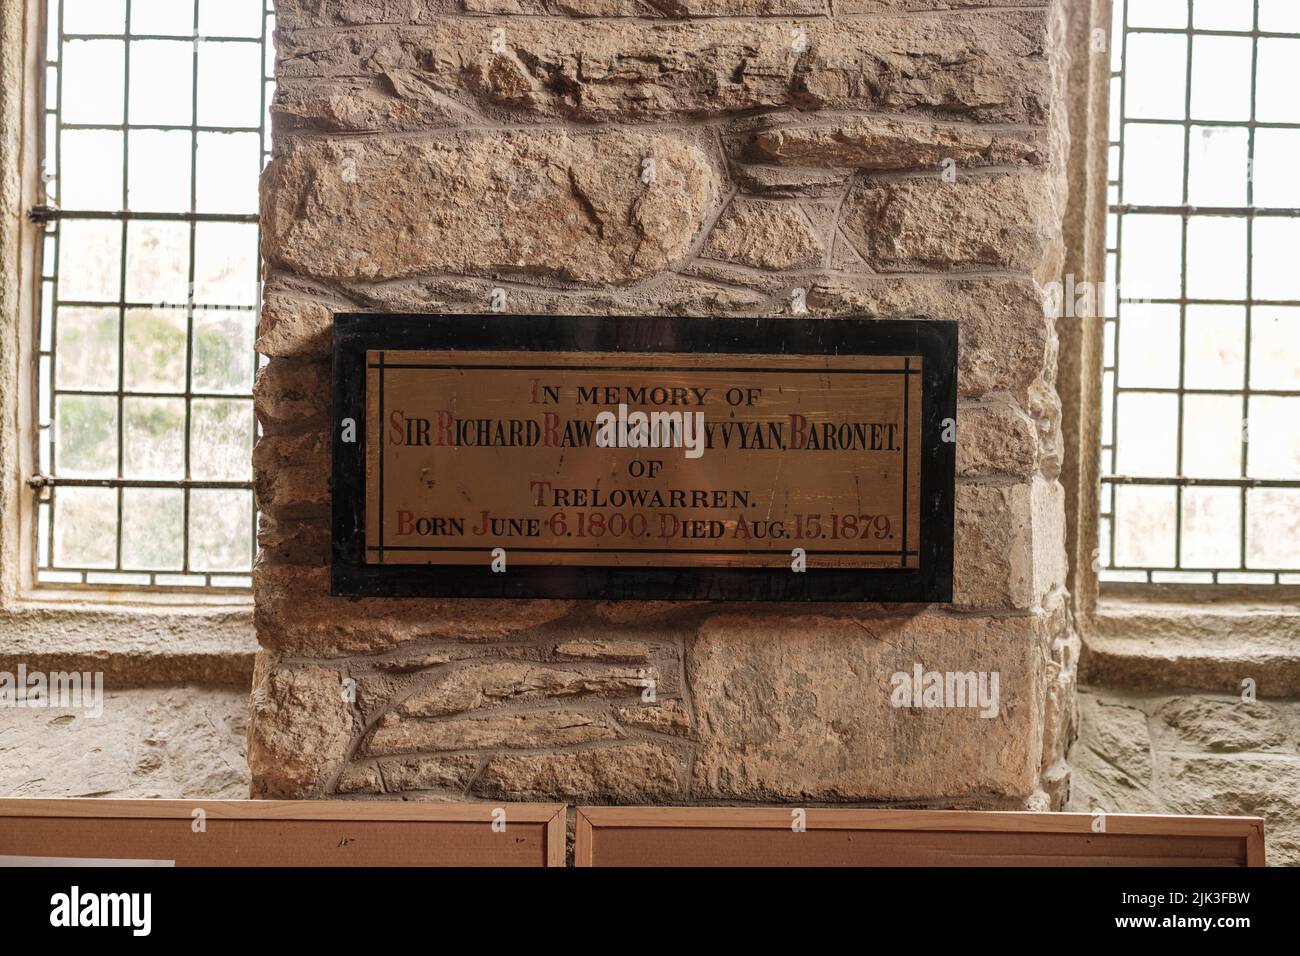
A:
574,807,1265,867
0,800,566,867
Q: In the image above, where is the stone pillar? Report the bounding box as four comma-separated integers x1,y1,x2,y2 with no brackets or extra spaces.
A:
250,0,1077,807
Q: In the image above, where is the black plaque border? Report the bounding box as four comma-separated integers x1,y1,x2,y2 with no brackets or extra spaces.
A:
331,313,956,602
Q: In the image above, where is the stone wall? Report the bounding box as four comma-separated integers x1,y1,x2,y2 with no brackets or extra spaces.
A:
0,686,249,799
1068,688,1300,866
250,0,1078,806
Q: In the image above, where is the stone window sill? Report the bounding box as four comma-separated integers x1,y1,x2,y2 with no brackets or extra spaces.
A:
0,596,256,687
1082,595,1300,698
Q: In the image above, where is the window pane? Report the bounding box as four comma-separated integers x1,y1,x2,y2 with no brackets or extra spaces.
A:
189,488,253,572
1186,217,1247,300
123,397,186,479
195,132,260,214
1124,34,1187,120
194,222,259,305
1122,123,1185,205
131,0,195,36
191,398,254,481
1183,306,1246,390
1114,485,1177,568
1109,77,1122,142
123,309,188,392
200,0,264,38
1251,218,1300,301
127,129,193,214
1247,489,1300,568
197,43,262,127
1193,0,1255,31
1190,36,1253,121
1187,126,1248,207
55,395,118,478
57,219,122,302
54,487,118,569
128,40,194,126
1182,394,1243,478
62,40,125,124
193,311,256,393
1118,214,1182,298
1181,487,1242,569
55,308,120,390
1117,304,1180,387
1250,307,1300,389
1128,0,1187,28
1256,39,1300,123
64,0,126,34
1247,397,1300,480
59,130,123,211
1259,0,1300,32
121,489,184,570
1115,392,1179,475
1253,130,1300,208
125,220,190,305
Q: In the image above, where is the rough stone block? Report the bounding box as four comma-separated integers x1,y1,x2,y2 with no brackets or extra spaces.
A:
1153,697,1290,753
261,132,720,285
1068,690,1300,865
0,686,249,799
275,1,458,30
729,163,851,198
334,763,384,794
1040,627,1080,772
1157,753,1300,866
275,13,1052,124
272,77,464,134
367,710,623,754
397,661,655,716
252,359,328,431
252,432,329,518
839,0,1046,10
246,657,353,798
805,276,1052,403
957,401,1040,478
367,650,462,673
702,198,825,270
280,1,837,28
1076,693,1153,787
954,477,1064,610
688,611,1049,802
615,698,694,738
257,514,330,567
258,280,338,360
553,640,651,663
476,743,684,800
841,173,1055,273
377,754,480,793
253,565,576,658
464,0,826,14
739,118,1044,171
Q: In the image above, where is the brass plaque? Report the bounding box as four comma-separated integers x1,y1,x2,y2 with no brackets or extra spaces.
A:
333,315,955,601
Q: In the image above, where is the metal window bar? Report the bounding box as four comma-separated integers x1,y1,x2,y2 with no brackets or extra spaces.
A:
1101,0,1300,586
32,0,275,592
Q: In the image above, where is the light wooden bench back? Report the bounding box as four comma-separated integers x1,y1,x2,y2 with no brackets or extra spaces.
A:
575,807,1266,867
0,799,565,867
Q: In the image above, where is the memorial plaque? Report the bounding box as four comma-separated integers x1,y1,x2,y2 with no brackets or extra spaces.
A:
332,315,956,601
